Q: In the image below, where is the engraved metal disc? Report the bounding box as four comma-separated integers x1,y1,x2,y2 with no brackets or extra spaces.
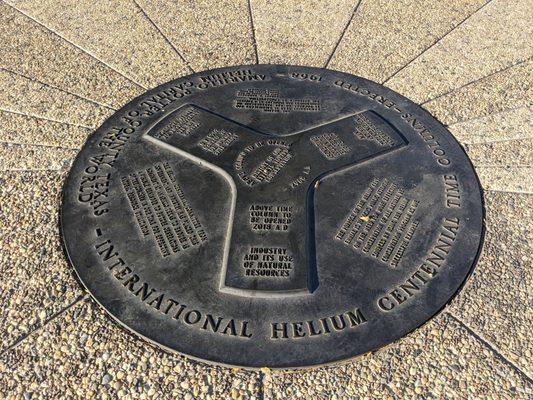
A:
61,65,484,368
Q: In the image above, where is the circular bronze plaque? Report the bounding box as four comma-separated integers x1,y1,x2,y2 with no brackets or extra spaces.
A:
61,65,483,368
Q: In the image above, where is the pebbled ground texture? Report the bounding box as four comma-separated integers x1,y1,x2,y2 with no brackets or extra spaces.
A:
0,0,531,398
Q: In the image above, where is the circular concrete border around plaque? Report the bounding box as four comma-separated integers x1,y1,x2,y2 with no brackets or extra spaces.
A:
60,65,484,368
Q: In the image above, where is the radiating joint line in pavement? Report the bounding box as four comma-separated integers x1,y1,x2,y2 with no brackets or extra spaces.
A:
1,167,71,172
324,0,363,68
383,383,397,397
0,140,80,151
0,67,117,111
133,0,195,75
0,107,96,130
257,370,265,400
447,106,530,127
381,0,495,85
447,312,533,383
1,166,72,174
247,0,259,64
420,57,532,106
484,188,533,195
3,1,147,91
468,161,533,167
461,136,533,145
0,294,89,358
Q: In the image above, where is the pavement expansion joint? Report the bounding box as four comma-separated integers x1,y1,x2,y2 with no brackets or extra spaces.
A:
420,57,532,106
3,1,147,91
381,0,495,85
324,0,363,68
246,0,259,65
132,0,195,75
0,67,117,111
447,312,533,383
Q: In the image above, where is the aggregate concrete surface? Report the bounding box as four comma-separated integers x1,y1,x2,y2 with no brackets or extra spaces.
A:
0,0,531,398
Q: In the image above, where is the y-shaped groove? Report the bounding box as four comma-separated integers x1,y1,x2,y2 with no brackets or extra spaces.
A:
143,104,407,298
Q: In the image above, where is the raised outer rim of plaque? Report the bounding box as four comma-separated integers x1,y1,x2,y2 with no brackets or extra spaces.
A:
59,64,486,370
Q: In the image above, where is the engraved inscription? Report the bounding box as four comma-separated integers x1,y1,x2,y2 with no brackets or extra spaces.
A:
289,165,311,189
121,162,207,257
197,129,239,155
196,68,266,89
289,72,323,82
243,247,293,278
335,178,420,268
99,124,136,157
250,147,292,183
138,83,193,116
78,166,111,216
353,114,395,147
145,105,406,295
335,80,452,165
444,174,461,208
151,106,200,140
377,217,460,311
249,204,293,232
94,232,252,338
77,111,142,216
234,89,320,113
310,132,350,160
401,113,451,166
234,140,292,187
59,61,487,370
270,309,366,339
